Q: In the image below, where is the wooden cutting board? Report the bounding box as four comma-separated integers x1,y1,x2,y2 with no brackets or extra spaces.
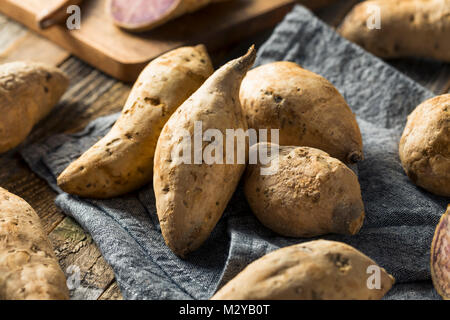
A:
0,0,303,82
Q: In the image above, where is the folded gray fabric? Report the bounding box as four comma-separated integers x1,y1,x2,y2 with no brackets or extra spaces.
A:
21,5,447,300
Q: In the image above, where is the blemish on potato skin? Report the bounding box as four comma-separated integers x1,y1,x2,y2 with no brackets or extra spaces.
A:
144,97,161,105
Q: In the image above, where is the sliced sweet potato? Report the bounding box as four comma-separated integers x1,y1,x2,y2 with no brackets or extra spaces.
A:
108,0,231,32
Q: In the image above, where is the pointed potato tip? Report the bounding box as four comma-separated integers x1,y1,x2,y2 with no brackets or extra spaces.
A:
238,45,257,70
348,211,365,235
165,239,189,259
56,163,85,196
56,170,72,193
194,44,207,52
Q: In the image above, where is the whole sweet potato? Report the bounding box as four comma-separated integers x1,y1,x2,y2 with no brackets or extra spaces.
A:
0,187,69,300
244,143,365,237
0,62,68,154
153,47,256,257
431,205,450,300
399,94,450,197
240,62,363,165
338,0,450,62
57,45,213,199
109,0,231,32
212,240,395,300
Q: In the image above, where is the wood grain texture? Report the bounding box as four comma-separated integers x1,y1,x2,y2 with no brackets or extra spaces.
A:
0,0,447,300
0,31,69,65
98,282,123,300
49,217,117,300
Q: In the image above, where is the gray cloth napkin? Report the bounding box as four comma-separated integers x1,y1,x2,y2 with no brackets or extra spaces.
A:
21,5,448,300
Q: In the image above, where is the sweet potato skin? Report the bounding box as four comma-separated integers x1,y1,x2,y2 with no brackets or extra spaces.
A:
0,62,68,154
212,240,395,300
431,205,450,300
244,144,365,237
399,94,450,197
239,62,363,165
338,0,450,62
0,187,69,300
153,47,256,257
57,45,213,199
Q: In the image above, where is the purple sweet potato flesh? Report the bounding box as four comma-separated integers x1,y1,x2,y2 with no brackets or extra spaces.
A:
431,208,450,299
110,0,177,26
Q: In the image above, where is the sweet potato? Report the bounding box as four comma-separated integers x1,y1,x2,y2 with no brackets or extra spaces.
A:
212,240,395,300
57,45,213,199
153,46,256,257
0,187,69,300
108,0,231,32
0,62,68,154
244,143,365,237
431,205,450,300
338,0,450,62
399,94,450,197
239,62,363,165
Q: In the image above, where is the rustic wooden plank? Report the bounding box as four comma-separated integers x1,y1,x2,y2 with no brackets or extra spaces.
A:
0,30,69,65
49,217,116,300
98,282,124,300
0,14,26,49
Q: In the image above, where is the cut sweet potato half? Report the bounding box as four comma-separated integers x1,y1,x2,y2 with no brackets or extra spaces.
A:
108,0,229,32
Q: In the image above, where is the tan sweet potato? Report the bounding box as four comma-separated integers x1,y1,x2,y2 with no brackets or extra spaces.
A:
57,45,214,199
431,205,450,300
0,187,69,300
399,94,450,197
338,0,450,62
212,240,395,300
108,0,231,32
153,47,256,257
239,62,363,165
0,61,68,154
244,143,365,237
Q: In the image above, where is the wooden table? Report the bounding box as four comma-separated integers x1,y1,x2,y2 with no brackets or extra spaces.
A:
0,0,448,300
